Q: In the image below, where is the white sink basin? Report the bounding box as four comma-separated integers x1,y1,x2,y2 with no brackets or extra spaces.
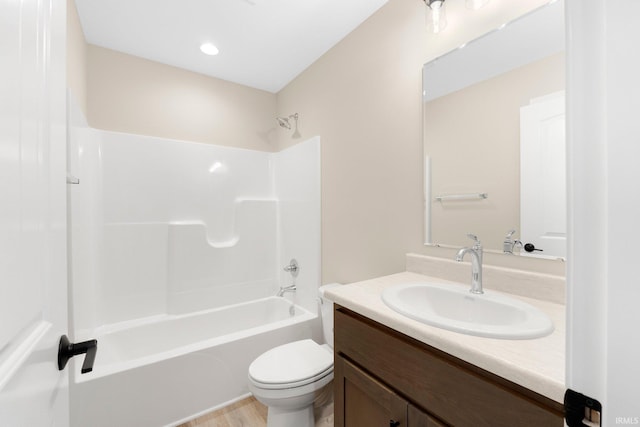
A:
381,282,554,339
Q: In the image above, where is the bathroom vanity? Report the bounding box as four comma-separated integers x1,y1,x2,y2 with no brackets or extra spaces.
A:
333,306,563,426
326,256,566,427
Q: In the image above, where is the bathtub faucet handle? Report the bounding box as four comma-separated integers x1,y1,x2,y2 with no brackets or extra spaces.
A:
283,259,299,277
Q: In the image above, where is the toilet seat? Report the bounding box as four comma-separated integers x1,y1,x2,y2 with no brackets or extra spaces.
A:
249,339,333,390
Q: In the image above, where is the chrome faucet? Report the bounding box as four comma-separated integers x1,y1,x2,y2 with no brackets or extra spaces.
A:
277,259,299,297
277,284,297,297
503,229,523,255
455,234,484,294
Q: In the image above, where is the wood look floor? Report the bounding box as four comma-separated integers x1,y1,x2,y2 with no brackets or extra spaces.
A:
179,395,334,427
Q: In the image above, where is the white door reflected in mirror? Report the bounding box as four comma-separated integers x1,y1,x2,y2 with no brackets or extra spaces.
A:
520,91,566,259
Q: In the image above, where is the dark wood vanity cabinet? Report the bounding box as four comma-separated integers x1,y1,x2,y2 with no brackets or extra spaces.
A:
336,355,444,427
333,306,564,427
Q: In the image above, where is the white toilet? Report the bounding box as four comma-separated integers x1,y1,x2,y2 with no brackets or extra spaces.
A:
248,283,339,427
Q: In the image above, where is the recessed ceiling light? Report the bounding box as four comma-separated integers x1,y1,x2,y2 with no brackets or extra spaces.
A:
200,43,219,56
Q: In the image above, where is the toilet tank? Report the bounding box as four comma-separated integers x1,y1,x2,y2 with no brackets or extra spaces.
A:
318,283,341,348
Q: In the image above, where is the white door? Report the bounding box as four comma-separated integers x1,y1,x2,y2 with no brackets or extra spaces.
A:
567,0,640,424
0,0,69,425
520,91,566,258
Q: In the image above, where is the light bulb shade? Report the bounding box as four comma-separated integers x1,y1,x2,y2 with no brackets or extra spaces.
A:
426,0,447,34
465,0,489,10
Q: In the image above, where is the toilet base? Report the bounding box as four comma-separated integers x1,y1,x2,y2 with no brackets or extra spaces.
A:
249,376,333,427
266,405,314,427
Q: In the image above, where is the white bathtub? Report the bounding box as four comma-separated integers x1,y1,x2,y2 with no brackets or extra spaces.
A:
70,297,317,427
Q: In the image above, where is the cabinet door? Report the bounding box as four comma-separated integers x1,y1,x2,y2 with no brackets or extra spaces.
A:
335,356,407,427
408,404,448,427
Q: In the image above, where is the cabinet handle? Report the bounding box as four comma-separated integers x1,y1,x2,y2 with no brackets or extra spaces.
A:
390,421,400,427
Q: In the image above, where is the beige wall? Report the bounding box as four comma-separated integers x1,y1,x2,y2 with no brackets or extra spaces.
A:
86,45,277,151
67,0,87,114
427,52,565,250
276,0,558,284
276,0,426,284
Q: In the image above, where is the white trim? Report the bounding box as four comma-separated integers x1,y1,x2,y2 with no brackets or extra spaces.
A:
0,322,52,391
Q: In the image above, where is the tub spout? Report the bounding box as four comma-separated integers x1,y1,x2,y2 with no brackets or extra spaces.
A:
277,284,297,297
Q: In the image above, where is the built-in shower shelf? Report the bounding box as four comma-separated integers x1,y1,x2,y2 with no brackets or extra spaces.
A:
168,199,278,249
169,222,240,248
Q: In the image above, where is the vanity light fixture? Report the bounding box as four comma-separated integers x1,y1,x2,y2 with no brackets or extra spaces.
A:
423,0,489,34
200,42,219,56
423,0,447,34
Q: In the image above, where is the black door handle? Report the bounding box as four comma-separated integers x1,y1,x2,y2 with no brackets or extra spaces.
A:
390,420,400,427
58,335,97,374
524,243,543,253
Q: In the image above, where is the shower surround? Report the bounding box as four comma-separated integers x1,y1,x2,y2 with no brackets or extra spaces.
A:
67,100,321,426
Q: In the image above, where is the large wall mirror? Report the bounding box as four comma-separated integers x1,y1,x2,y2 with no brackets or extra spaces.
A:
423,0,566,258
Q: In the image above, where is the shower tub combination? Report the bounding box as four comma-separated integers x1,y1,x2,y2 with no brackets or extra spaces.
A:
67,104,321,427
71,297,317,427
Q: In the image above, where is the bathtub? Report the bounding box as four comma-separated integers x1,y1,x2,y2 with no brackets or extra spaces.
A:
70,297,318,427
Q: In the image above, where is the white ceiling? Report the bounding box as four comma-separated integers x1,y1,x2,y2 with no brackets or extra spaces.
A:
74,0,389,93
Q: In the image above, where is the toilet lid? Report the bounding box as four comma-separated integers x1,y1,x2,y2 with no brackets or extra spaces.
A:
249,339,333,387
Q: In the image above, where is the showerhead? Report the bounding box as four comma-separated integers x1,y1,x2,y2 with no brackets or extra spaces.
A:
276,117,291,129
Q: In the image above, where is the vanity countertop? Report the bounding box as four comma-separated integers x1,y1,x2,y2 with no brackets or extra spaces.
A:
324,271,566,403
